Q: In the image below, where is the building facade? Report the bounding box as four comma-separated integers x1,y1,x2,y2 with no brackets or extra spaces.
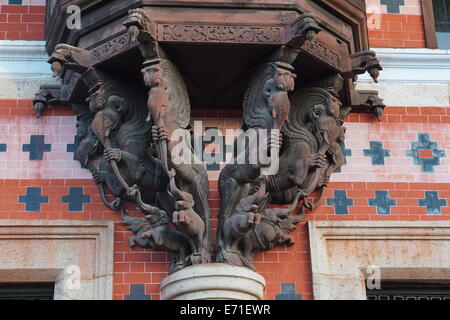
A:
0,0,449,300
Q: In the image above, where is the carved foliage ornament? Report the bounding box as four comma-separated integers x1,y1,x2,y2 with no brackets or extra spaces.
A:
36,8,382,274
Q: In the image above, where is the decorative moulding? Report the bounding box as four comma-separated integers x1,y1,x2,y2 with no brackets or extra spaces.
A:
0,40,57,99
0,40,53,79
309,221,450,300
0,220,114,300
358,48,450,84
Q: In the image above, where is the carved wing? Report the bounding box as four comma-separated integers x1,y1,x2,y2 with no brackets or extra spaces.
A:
161,59,191,129
243,63,277,130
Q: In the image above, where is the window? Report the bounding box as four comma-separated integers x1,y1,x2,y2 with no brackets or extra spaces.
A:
422,0,450,49
366,281,450,300
433,0,450,48
0,283,55,300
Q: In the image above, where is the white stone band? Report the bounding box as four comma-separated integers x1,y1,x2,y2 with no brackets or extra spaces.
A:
0,40,57,99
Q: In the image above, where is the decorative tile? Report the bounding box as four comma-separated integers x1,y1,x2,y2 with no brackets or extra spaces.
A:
418,191,447,215
364,141,391,165
327,190,354,215
19,187,48,212
369,190,397,215
62,187,91,212
275,283,301,300
381,0,405,13
335,142,352,173
22,135,51,161
0,138,6,152
406,133,446,173
124,284,151,300
67,136,80,161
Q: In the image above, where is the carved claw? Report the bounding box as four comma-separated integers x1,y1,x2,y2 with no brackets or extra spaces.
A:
151,125,169,142
104,148,122,162
305,152,327,168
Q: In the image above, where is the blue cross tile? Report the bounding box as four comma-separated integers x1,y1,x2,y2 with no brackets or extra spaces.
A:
369,190,397,215
335,142,352,173
19,187,49,212
67,136,80,161
364,141,391,165
406,133,446,173
419,191,447,215
23,135,51,161
381,0,405,13
327,190,354,215
62,187,91,212
124,284,151,300
202,127,226,172
0,138,6,152
276,283,302,300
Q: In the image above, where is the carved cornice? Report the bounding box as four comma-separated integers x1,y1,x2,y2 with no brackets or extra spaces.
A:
159,24,283,44
301,38,344,71
90,33,138,63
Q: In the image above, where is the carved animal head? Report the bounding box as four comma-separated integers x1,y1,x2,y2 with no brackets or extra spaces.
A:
92,107,121,145
285,88,342,149
236,191,269,215
142,63,164,88
272,66,297,92
51,62,63,78
243,62,296,130
145,209,170,226
87,88,107,113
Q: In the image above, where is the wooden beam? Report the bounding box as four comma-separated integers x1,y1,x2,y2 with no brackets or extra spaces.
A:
421,0,438,49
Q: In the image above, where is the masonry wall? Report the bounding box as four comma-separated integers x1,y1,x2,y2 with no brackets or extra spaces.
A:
0,0,448,301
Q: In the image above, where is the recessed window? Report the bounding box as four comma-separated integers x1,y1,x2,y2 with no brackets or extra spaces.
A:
433,0,450,49
0,283,55,300
366,281,450,300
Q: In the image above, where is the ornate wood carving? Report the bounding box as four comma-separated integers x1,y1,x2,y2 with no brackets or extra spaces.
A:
350,89,386,121
160,25,283,44
301,38,344,71
35,1,384,274
91,33,137,63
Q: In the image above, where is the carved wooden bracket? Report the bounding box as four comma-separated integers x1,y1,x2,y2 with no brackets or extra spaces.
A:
286,13,323,49
350,89,386,121
48,44,94,78
123,8,157,44
32,84,70,118
33,0,385,273
343,50,383,83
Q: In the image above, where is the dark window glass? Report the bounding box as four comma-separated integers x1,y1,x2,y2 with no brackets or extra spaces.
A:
0,283,54,300
433,0,450,48
366,281,450,301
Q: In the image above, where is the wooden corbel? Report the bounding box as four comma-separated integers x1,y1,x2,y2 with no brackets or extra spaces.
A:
343,50,383,83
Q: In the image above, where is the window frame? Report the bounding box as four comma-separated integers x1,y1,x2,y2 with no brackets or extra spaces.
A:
422,0,439,49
